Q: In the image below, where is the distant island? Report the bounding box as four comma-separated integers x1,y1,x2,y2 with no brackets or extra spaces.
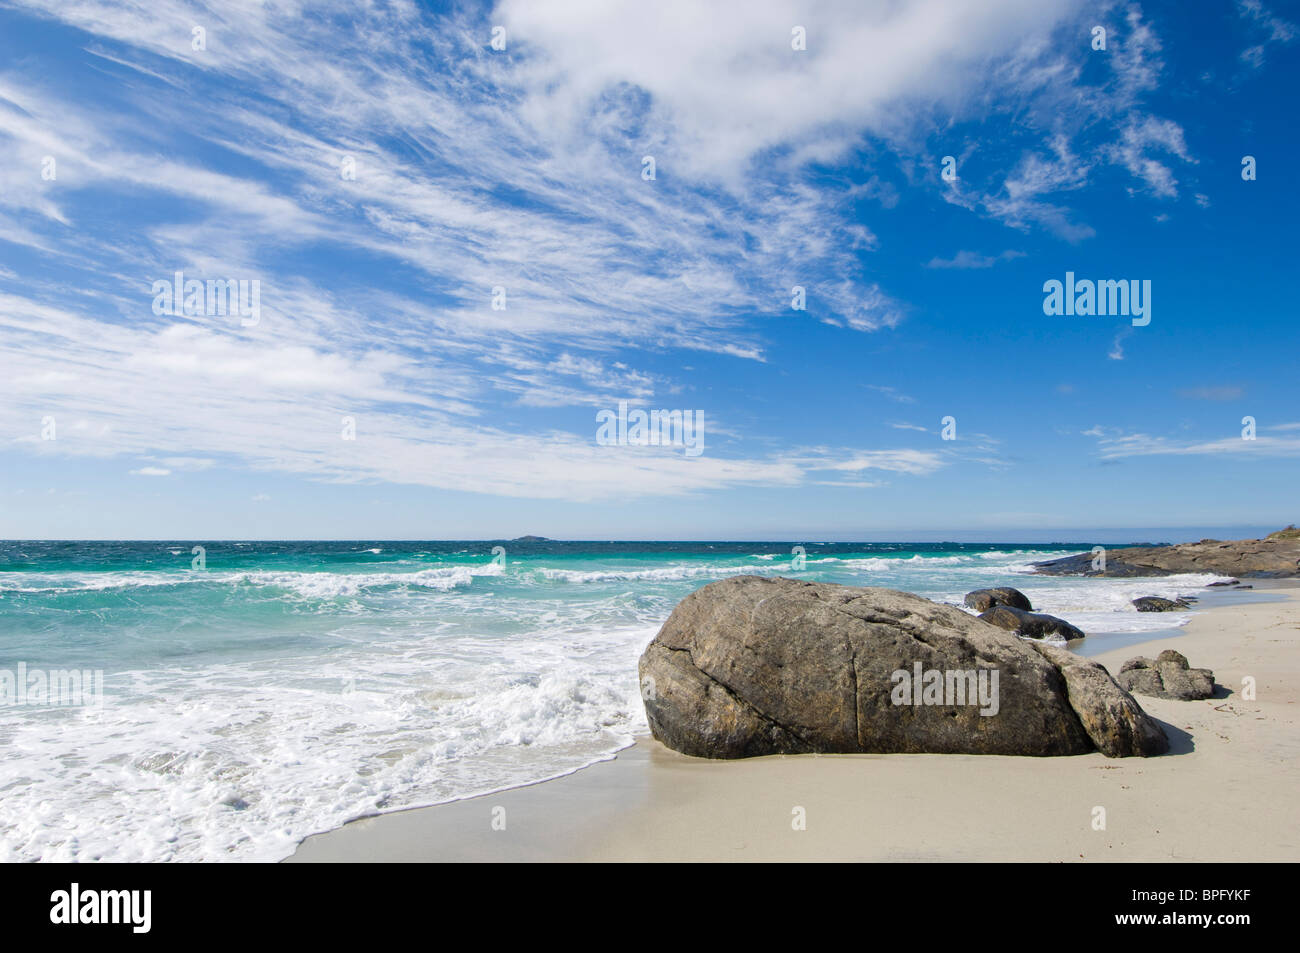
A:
510,535,552,543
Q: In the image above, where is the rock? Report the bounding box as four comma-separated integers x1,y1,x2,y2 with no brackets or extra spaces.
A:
1032,530,1300,578
1117,650,1215,700
963,587,1033,612
977,605,1085,641
1030,643,1171,757
1030,552,1173,577
1132,596,1192,612
1206,579,1240,587
638,576,1165,759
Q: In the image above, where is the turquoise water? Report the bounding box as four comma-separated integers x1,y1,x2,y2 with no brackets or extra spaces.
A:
0,539,1228,861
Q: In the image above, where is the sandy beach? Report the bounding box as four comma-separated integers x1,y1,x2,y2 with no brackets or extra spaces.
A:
288,583,1300,862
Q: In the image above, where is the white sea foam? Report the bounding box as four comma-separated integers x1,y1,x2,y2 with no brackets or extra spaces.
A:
231,565,498,598
944,572,1223,634
533,551,1047,583
536,563,769,583
0,618,654,863
0,564,500,597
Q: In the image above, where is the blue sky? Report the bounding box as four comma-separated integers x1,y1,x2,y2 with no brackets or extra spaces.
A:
0,0,1296,541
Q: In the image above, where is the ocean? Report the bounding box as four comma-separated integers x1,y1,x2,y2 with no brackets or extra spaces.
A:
0,539,1231,862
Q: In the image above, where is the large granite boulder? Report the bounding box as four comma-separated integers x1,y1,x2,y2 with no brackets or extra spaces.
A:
1132,596,1192,612
977,605,1085,641
1117,650,1215,700
638,576,1166,760
964,587,1033,612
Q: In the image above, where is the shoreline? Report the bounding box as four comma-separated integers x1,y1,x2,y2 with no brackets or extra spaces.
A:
1070,583,1290,659
287,581,1300,862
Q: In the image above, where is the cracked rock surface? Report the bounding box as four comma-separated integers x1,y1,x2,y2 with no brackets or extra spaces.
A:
638,576,1168,759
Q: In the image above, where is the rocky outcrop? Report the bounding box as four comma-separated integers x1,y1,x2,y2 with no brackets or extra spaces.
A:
1118,650,1215,700
1132,596,1194,612
963,587,1033,612
638,576,1166,759
977,605,1085,641
1032,530,1300,578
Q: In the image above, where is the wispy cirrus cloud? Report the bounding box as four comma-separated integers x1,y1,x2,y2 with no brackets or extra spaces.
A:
0,1,1220,504
925,249,1025,269
1237,0,1297,68
1177,386,1245,401
1085,425,1300,460
865,385,916,404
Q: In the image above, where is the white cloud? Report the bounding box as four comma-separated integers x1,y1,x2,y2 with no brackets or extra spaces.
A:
865,385,916,404
498,0,1090,181
1237,0,1297,68
983,135,1096,241
160,457,216,471
1176,386,1244,401
1085,425,1300,460
1108,327,1133,360
925,249,1024,269
1107,115,1194,199
0,0,1200,503
0,291,962,499
794,448,947,477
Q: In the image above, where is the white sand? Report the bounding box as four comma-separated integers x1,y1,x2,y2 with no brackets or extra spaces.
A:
287,587,1300,862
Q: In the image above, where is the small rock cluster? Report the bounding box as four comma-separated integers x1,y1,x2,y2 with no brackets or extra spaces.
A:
1117,650,1216,700
963,587,1084,641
